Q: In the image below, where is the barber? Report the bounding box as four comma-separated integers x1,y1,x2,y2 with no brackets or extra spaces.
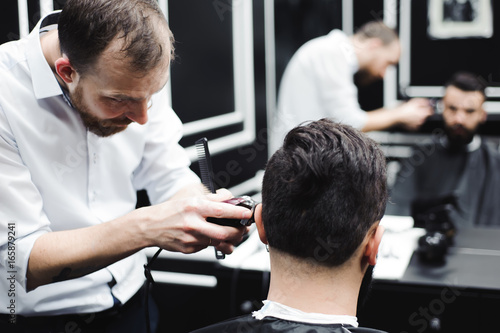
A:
0,0,249,331
271,21,433,153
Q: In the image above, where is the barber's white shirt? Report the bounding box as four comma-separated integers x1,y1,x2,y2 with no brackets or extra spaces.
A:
271,30,367,153
0,12,200,316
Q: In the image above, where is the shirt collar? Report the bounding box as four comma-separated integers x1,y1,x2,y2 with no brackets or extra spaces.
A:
26,11,63,100
329,29,359,74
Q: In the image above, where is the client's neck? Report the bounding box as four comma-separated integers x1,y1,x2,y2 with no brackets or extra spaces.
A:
266,250,364,316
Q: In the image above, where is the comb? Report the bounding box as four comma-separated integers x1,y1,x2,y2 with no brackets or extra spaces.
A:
195,137,225,259
195,137,216,194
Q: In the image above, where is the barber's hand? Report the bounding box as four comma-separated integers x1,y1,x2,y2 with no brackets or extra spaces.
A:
135,189,251,255
395,98,434,131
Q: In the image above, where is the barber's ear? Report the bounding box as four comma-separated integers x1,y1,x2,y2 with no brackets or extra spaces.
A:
364,223,385,266
254,203,268,245
368,38,383,50
55,57,77,84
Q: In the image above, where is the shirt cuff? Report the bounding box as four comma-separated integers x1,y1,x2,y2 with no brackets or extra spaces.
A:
2,228,50,291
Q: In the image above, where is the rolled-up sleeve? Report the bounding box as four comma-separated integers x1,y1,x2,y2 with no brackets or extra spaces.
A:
0,106,52,290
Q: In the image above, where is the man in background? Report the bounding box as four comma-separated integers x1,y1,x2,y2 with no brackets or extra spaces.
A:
270,21,433,153
386,72,500,228
193,119,388,332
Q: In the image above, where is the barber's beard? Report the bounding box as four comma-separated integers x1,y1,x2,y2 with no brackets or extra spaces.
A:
354,69,380,87
444,124,476,151
70,85,131,137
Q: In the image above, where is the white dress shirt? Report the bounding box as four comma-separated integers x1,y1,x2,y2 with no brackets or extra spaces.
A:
0,12,200,316
271,30,367,153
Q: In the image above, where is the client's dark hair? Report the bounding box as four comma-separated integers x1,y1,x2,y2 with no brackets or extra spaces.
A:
445,71,487,98
262,119,388,266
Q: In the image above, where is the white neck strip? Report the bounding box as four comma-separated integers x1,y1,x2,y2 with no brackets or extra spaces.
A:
252,300,358,327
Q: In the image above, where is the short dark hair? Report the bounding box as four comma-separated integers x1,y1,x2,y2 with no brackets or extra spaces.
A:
355,21,398,46
262,119,388,267
58,0,173,76
445,71,487,98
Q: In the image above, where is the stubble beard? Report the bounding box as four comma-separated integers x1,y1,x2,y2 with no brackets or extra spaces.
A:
70,84,131,137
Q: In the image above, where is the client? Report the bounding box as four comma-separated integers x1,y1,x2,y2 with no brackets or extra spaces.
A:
193,119,388,332
386,72,500,228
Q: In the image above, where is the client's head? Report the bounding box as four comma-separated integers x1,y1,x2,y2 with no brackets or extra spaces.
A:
443,72,487,147
258,119,388,268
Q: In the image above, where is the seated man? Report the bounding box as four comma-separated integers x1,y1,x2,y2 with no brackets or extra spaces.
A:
386,72,500,228
193,119,388,332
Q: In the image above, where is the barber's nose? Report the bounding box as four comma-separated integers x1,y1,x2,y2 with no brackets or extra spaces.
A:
125,101,149,125
454,110,466,124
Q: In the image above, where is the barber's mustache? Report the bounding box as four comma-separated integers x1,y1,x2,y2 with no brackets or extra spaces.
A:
101,118,133,127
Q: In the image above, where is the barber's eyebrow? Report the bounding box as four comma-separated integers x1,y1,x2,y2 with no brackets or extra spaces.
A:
106,80,169,102
107,94,143,102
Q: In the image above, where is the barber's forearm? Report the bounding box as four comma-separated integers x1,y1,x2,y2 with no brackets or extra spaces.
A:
26,214,148,291
361,107,399,132
25,188,249,291
170,182,206,200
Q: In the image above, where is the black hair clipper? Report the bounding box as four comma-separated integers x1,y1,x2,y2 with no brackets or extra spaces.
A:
195,137,257,259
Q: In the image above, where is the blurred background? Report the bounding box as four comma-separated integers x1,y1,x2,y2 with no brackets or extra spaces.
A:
3,1,500,332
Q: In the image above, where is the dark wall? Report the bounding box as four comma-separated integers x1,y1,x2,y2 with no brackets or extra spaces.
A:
409,0,500,88
0,2,20,43
274,0,343,89
176,0,270,191
169,0,235,124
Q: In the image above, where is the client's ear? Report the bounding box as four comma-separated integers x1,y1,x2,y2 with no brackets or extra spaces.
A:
254,204,268,245
364,222,385,266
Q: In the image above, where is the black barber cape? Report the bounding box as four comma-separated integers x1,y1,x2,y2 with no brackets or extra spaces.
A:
190,315,387,333
386,136,500,228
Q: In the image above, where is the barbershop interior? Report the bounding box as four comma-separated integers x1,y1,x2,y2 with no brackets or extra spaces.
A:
1,0,500,332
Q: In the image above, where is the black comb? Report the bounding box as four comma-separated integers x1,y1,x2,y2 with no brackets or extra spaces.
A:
195,137,216,194
195,137,225,259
